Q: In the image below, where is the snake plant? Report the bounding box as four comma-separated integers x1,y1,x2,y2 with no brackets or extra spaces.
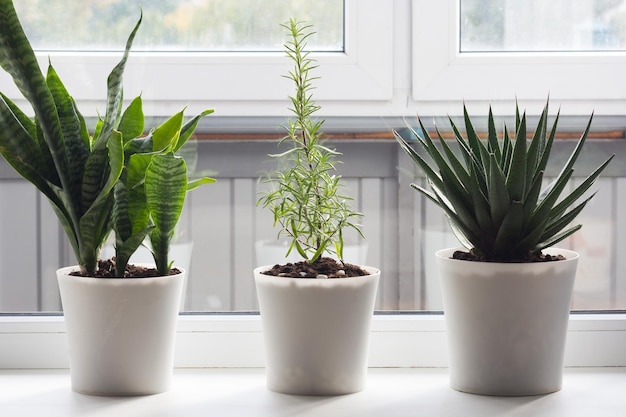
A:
395,102,614,262
0,1,214,276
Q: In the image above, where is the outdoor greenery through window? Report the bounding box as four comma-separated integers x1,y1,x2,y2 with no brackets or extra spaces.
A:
461,0,626,52
13,0,344,52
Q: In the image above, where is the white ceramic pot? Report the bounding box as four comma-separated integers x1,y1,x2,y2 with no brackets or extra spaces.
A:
254,266,380,395
57,266,185,396
436,247,579,396
100,242,193,311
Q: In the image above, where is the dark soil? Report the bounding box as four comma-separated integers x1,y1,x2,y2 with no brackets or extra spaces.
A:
69,259,181,278
261,257,368,278
452,250,566,263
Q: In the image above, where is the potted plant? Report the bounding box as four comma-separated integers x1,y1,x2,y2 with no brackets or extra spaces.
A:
0,2,214,395
395,102,613,396
254,19,380,396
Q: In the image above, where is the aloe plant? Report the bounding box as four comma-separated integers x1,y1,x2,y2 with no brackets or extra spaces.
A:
0,1,213,276
395,102,614,262
258,19,363,264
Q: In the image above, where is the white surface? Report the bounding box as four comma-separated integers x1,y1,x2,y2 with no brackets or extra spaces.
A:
2,314,626,369
0,368,625,416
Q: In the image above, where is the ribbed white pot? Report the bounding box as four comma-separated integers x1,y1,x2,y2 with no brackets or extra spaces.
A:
57,266,185,396
436,247,579,396
254,266,380,396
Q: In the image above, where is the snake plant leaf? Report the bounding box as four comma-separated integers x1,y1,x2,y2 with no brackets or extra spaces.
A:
126,153,154,189
92,13,142,153
118,96,145,143
152,110,184,153
0,96,46,181
0,92,35,141
174,109,215,153
46,63,89,212
78,130,124,270
146,153,188,275
82,15,141,216
112,181,154,276
114,224,154,277
188,176,216,191
112,182,133,243
0,0,73,213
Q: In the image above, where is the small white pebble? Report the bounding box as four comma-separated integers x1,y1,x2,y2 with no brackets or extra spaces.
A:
316,274,328,279
278,273,287,277
300,272,307,277
337,270,346,277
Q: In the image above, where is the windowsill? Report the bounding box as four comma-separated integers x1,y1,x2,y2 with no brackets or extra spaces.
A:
1,368,625,416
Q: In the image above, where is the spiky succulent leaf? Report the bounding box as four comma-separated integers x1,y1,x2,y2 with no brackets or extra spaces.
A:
396,101,614,262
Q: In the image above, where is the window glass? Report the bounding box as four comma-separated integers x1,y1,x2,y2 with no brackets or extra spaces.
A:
13,0,344,52
460,0,626,52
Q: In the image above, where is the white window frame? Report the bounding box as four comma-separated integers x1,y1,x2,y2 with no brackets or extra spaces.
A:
1,1,625,370
411,0,626,117
0,0,394,119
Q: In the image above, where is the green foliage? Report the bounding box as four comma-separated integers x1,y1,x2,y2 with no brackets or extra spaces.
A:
0,1,214,276
258,19,363,264
112,103,215,276
395,102,614,262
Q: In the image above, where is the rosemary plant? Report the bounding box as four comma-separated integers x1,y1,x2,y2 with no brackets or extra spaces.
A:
259,19,363,264
395,102,614,262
